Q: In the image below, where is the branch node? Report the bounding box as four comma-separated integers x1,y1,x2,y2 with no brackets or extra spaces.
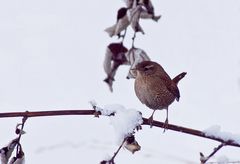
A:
94,111,101,118
200,142,226,163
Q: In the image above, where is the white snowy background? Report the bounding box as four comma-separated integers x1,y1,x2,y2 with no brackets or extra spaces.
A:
1,0,240,163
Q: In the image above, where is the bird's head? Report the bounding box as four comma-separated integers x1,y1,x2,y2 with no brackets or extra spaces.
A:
135,61,160,76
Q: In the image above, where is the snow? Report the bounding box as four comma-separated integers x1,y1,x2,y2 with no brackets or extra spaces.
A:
216,155,229,164
101,154,111,163
90,101,143,145
103,104,143,145
103,154,111,161
203,125,240,144
1,0,240,163
89,100,116,116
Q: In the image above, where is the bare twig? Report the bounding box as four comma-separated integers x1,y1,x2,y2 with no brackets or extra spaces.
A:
100,138,127,164
15,114,28,157
207,161,240,164
132,32,137,48
121,29,128,43
110,138,126,164
200,143,225,163
0,110,95,118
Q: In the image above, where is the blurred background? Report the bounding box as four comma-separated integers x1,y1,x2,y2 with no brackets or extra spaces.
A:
0,0,240,163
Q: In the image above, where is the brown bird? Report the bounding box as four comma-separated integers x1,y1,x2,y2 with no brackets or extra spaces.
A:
134,61,186,130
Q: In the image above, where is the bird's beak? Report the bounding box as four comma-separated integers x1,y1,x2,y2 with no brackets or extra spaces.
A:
129,68,138,78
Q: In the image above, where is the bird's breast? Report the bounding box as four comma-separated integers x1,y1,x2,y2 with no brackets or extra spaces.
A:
134,75,176,110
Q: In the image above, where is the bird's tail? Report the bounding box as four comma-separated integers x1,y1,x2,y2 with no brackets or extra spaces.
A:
173,72,187,85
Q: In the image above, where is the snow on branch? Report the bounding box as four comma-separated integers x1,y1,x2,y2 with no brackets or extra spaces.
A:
0,107,240,148
103,104,142,144
204,125,240,145
0,103,240,163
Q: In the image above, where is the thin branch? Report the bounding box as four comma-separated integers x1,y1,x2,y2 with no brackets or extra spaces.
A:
142,118,240,148
0,110,95,118
120,28,128,43
100,138,127,164
15,115,27,157
200,143,225,163
207,162,240,164
0,110,240,148
131,32,137,48
110,138,126,164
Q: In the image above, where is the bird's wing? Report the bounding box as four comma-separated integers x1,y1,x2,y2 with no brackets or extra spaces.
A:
167,82,180,101
159,74,180,101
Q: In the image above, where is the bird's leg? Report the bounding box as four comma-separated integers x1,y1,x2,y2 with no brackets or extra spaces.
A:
148,110,156,128
163,108,169,132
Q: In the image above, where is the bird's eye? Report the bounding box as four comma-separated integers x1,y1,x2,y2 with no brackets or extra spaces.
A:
143,67,149,71
143,64,154,71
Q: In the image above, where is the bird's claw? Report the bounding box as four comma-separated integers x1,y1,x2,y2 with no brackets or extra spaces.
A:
148,116,153,128
163,119,169,133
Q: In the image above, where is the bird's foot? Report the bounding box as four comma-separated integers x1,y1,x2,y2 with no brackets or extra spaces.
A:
163,118,169,133
148,116,154,128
